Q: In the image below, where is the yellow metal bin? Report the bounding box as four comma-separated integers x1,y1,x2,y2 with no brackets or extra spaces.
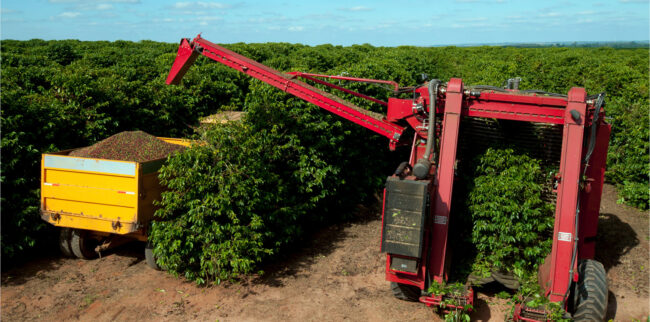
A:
40,137,189,262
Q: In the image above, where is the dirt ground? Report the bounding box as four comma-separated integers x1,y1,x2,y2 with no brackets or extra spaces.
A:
2,184,648,321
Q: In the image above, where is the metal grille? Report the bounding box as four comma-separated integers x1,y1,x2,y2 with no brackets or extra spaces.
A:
457,117,563,203
381,177,429,258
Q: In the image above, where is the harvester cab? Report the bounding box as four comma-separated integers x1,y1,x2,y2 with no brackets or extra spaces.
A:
166,34,611,321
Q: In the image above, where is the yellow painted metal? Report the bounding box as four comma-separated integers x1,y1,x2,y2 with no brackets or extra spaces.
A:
159,137,191,147
40,137,186,237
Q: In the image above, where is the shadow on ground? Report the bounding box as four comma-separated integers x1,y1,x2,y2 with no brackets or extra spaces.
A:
1,240,145,287
250,202,382,288
595,213,639,271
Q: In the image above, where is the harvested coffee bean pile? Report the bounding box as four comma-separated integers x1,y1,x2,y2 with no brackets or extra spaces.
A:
69,131,186,162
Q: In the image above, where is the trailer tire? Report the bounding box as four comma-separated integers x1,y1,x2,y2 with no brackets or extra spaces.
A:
145,242,162,270
70,229,98,260
59,228,74,257
573,259,608,322
491,270,520,290
391,282,421,301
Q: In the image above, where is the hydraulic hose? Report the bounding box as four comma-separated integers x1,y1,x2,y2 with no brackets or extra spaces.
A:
413,79,441,179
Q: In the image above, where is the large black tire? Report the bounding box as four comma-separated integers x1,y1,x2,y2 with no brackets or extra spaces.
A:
70,229,98,260
59,228,74,257
573,259,608,321
145,242,161,270
391,282,421,301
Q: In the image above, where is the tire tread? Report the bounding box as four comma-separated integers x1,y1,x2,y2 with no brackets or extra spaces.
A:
573,260,608,321
70,229,98,260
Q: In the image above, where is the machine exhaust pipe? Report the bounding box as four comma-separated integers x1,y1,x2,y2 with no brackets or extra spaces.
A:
413,79,440,179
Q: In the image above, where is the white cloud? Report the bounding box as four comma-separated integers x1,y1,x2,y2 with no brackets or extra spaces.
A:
49,0,139,2
0,8,18,14
288,26,304,31
247,16,289,24
455,0,507,3
197,16,221,22
96,4,113,10
459,17,488,22
538,12,564,18
303,13,352,23
196,16,222,26
58,11,81,18
450,22,493,29
172,2,231,9
338,6,372,12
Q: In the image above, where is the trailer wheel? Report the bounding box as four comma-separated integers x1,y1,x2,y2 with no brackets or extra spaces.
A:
491,270,520,290
145,242,162,270
70,229,99,260
59,228,74,257
391,282,421,301
573,259,608,321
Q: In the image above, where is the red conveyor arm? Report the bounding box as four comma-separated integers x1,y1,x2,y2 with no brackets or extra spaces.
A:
166,35,405,145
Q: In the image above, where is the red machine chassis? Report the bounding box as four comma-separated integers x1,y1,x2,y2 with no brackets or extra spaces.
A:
166,35,610,320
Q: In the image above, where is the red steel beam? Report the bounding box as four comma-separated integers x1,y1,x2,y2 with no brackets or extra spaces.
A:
463,102,566,124
288,72,389,107
578,122,610,260
167,36,405,146
473,92,568,108
546,87,587,302
429,78,464,282
287,72,400,92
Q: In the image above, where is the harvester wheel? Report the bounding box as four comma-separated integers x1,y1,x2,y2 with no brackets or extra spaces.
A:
59,228,74,257
70,229,99,260
391,282,421,301
572,259,608,321
145,242,162,270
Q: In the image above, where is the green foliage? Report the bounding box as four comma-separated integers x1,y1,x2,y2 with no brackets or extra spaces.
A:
510,273,571,321
427,281,473,322
1,39,647,266
149,81,394,283
466,148,555,276
1,39,248,262
606,100,649,209
617,181,649,209
46,41,80,66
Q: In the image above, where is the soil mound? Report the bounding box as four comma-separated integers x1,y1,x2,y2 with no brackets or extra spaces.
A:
69,131,186,162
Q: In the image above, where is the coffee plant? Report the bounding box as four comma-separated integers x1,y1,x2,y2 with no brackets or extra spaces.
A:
466,148,555,277
1,39,647,267
149,81,395,283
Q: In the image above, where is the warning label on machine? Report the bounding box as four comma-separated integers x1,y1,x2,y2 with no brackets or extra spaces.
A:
558,232,572,242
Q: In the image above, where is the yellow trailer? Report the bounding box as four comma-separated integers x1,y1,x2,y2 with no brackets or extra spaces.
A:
40,137,189,264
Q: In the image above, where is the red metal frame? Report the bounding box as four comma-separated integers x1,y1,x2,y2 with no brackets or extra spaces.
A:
429,78,463,283
286,71,400,91
544,88,587,302
166,35,610,320
286,72,389,107
577,123,610,260
166,36,406,149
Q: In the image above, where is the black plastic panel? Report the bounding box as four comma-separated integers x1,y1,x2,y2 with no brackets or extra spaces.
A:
381,177,429,258
390,256,419,273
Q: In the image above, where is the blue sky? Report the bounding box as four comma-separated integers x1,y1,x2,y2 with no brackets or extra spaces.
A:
2,0,648,46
